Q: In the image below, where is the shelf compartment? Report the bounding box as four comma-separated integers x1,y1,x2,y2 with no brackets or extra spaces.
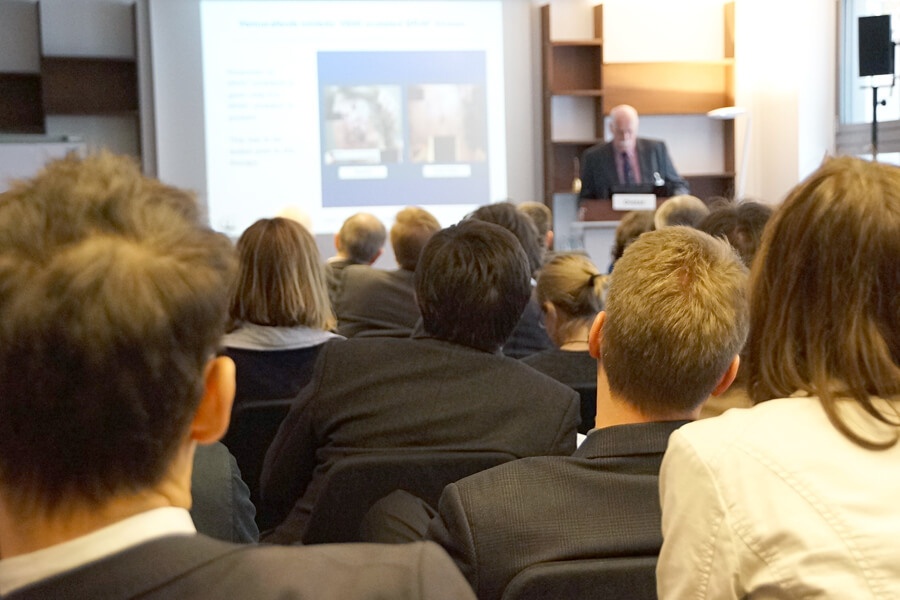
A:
0,73,45,133
41,56,138,115
602,61,734,115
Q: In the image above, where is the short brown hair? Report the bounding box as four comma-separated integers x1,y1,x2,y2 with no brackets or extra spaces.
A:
747,156,900,448
698,200,773,267
468,202,544,276
517,202,552,248
654,195,709,229
612,210,655,264
390,207,441,271
0,153,237,514
230,217,333,330
603,227,749,416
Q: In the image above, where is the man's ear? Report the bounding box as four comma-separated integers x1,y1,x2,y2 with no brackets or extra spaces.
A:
368,248,383,265
333,232,341,253
545,230,554,250
588,311,606,360
711,355,741,397
190,356,236,445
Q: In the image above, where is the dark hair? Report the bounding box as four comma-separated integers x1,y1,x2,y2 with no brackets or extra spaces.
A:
517,202,552,248
698,201,773,267
0,152,237,514
390,207,441,271
415,220,531,352
747,156,900,448
604,227,749,416
467,202,544,276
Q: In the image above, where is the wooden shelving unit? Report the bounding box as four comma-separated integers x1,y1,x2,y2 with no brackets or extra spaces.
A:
541,2,736,208
0,2,139,147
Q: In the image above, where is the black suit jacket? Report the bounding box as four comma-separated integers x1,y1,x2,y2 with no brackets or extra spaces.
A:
259,336,580,542
426,421,688,600
578,138,689,200
335,266,420,338
6,535,475,600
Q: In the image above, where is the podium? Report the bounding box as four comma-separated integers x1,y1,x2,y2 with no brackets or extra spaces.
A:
577,198,668,222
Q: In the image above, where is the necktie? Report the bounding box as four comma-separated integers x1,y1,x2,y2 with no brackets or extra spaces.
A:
622,152,635,184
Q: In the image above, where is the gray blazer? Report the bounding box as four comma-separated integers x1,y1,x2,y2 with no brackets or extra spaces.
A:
579,138,689,200
426,421,688,600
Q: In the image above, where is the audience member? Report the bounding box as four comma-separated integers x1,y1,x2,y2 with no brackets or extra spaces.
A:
696,199,773,418
335,207,440,338
610,210,654,270
467,202,553,358
361,226,748,600
657,156,900,599
579,104,690,200
522,252,605,388
654,194,709,229
221,217,340,404
258,220,579,543
0,153,473,599
697,199,773,267
517,201,554,251
325,212,386,305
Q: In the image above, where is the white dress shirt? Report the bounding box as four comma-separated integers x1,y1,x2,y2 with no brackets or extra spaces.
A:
0,506,196,595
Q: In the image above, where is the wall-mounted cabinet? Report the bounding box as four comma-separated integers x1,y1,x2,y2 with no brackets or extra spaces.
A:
0,2,139,151
541,2,736,207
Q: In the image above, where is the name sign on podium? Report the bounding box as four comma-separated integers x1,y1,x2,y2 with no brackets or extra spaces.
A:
611,193,657,211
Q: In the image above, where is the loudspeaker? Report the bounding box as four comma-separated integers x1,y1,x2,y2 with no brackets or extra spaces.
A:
859,15,894,76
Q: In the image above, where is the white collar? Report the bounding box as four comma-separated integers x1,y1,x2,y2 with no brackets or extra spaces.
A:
0,507,196,596
221,323,342,351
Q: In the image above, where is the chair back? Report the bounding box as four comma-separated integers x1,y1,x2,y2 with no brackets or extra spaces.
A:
220,398,294,507
571,383,597,434
500,556,657,600
303,451,514,544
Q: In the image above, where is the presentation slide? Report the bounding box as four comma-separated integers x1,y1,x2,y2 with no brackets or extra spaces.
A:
198,1,506,236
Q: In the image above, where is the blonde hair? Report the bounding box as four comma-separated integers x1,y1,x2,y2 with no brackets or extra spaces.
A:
230,218,334,330
604,227,749,416
747,156,900,448
536,253,605,342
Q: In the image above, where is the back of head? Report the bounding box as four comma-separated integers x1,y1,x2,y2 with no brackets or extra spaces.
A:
468,202,544,276
747,156,900,447
517,202,552,249
338,212,387,263
603,227,749,417
0,152,237,514
415,220,531,352
231,217,333,330
698,200,773,267
390,207,441,271
536,252,604,333
612,210,655,264
654,195,710,229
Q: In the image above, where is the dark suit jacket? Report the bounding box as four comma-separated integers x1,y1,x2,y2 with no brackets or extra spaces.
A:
335,265,420,338
501,298,554,359
6,535,475,600
191,442,258,543
259,336,580,542
578,138,689,200
426,421,688,600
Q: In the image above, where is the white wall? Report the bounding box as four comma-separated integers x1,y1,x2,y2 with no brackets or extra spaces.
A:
736,0,837,204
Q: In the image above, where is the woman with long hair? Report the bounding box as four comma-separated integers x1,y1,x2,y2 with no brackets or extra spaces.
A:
222,217,341,403
657,156,900,598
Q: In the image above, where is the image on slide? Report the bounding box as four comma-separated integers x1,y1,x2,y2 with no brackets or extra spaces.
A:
408,84,486,164
322,85,403,165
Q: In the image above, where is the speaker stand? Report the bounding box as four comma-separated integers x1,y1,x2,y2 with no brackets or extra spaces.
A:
871,85,889,160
